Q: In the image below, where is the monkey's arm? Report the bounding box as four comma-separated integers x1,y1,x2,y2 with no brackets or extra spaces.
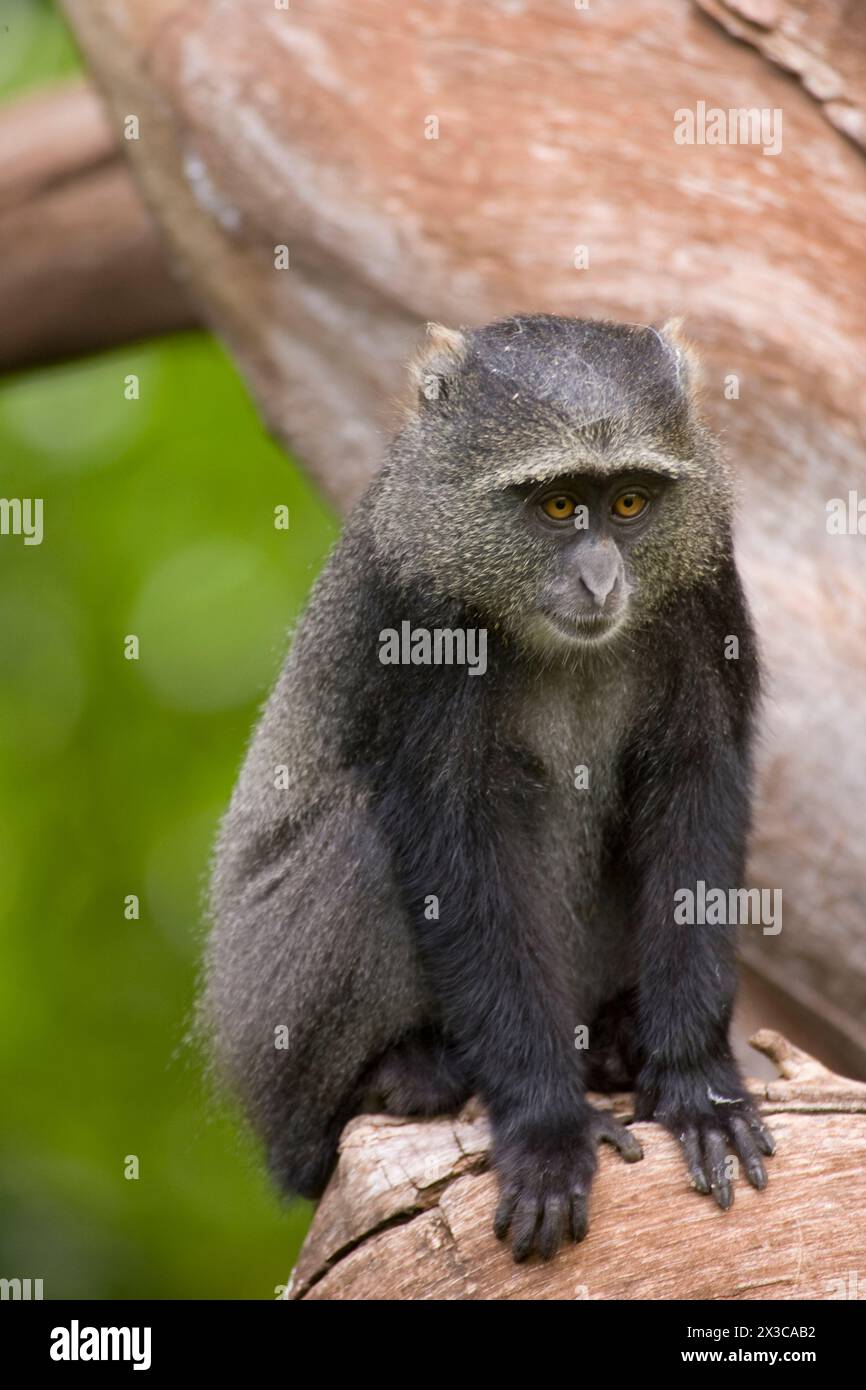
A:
625,612,775,1205
375,701,641,1260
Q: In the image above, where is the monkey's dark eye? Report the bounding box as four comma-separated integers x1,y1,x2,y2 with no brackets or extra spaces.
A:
612,491,648,520
541,495,576,520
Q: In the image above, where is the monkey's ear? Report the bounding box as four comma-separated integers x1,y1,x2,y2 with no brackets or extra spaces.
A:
408,323,468,404
658,317,703,393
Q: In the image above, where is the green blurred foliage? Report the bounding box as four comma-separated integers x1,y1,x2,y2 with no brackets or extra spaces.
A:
0,0,78,94
0,2,336,1297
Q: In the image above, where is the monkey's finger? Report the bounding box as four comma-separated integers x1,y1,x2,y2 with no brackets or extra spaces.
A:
729,1115,768,1190
703,1128,734,1210
510,1196,542,1263
537,1195,568,1261
745,1112,776,1156
493,1186,519,1241
569,1194,589,1243
681,1126,711,1194
596,1116,643,1163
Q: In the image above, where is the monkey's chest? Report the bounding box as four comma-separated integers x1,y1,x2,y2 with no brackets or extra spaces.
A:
511,672,637,1005
514,671,629,853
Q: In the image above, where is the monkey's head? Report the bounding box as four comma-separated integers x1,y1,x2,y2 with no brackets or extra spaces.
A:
374,314,734,658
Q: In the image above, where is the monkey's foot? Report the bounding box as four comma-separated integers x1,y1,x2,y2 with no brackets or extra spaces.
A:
492,1103,643,1263
639,1081,776,1209
361,1030,472,1118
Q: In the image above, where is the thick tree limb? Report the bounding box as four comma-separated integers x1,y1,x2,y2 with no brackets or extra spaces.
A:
0,80,196,369
54,0,866,1069
287,1034,866,1300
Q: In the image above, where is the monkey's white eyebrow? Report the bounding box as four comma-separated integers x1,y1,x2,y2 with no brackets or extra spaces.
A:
631,462,685,480
491,458,687,488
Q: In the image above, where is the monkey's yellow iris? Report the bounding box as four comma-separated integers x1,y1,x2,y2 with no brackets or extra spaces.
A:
542,495,576,520
612,491,647,519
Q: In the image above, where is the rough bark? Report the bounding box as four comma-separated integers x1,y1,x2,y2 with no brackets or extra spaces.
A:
52,0,866,1071
286,1033,866,1300
696,0,866,148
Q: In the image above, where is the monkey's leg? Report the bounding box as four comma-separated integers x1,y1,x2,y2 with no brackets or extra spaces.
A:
360,1028,473,1117
206,790,431,1200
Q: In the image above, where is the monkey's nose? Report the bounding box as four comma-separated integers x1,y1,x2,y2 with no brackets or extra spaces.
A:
581,575,618,608
578,551,620,608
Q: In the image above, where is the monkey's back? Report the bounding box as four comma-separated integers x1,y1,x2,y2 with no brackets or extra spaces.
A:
204,519,434,1194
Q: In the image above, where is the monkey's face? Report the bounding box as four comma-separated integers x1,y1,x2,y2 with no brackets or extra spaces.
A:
376,315,734,657
515,470,674,649
449,450,719,659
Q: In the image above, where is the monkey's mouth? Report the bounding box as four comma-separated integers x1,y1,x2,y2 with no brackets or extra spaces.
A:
540,608,624,644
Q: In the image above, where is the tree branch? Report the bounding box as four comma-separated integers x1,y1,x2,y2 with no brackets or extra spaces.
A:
288,1035,866,1300
0,80,197,370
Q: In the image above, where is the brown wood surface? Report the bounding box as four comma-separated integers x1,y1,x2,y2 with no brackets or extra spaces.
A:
0,80,196,369
697,0,866,148
288,1033,866,1300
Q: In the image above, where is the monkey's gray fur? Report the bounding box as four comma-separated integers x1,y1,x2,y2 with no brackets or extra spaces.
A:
204,314,772,1261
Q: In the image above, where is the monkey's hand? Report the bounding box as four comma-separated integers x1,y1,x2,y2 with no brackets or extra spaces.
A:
492,1103,643,1262
636,1068,776,1209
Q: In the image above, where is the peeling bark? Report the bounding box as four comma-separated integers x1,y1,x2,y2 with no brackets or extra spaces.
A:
697,0,866,148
